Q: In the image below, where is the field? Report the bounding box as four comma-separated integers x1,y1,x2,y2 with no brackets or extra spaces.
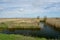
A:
46,18,60,30
0,18,60,39
0,33,47,40
0,18,60,30
0,18,40,29
0,18,47,40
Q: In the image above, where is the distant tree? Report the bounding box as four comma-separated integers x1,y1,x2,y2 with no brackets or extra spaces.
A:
44,16,47,22
37,16,40,19
37,16,40,25
56,18,59,19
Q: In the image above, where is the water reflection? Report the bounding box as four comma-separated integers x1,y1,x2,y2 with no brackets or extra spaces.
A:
39,22,60,38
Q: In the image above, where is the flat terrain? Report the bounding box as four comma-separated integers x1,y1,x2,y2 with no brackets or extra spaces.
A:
0,18,40,29
0,18,47,40
46,18,60,29
0,18,60,29
0,34,47,40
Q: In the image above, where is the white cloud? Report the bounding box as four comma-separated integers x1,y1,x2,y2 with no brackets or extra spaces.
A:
0,0,60,18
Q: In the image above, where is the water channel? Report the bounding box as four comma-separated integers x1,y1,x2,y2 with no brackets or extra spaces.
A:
0,22,60,39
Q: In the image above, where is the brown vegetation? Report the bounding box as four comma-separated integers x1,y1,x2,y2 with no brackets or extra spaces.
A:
0,18,40,30
46,18,60,30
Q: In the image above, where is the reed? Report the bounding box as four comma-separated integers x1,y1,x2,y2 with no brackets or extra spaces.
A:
46,18,60,30
0,18,40,30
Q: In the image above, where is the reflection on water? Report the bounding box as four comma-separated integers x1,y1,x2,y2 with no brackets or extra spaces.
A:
0,22,60,39
39,22,60,38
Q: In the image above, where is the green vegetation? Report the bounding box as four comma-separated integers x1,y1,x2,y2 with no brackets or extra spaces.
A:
0,22,8,28
0,34,47,40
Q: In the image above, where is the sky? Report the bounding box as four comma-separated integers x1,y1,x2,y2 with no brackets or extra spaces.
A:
0,0,60,18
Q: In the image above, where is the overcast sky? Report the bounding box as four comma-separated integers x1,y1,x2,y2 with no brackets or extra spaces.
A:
0,0,60,18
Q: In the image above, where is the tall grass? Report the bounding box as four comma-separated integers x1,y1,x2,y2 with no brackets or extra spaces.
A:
0,22,8,28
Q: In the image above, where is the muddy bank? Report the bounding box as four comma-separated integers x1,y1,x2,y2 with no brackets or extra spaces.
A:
0,28,40,31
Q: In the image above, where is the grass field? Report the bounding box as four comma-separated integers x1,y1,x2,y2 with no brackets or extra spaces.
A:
0,18,40,29
0,34,47,40
0,18,60,29
0,18,47,40
0,18,59,40
46,18,60,30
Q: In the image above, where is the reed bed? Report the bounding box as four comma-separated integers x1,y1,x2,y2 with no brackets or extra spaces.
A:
46,18,60,30
0,18,40,30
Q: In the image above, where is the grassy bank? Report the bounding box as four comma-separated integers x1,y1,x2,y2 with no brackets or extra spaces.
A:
0,34,47,40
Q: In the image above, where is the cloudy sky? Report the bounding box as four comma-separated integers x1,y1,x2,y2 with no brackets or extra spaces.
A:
0,0,60,18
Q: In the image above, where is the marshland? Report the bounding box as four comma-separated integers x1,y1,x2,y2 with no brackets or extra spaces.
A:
1,0,60,40
0,18,60,40
46,18,60,30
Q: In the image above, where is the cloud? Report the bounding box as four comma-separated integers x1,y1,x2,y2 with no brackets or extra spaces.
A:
0,0,60,18
44,2,60,9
